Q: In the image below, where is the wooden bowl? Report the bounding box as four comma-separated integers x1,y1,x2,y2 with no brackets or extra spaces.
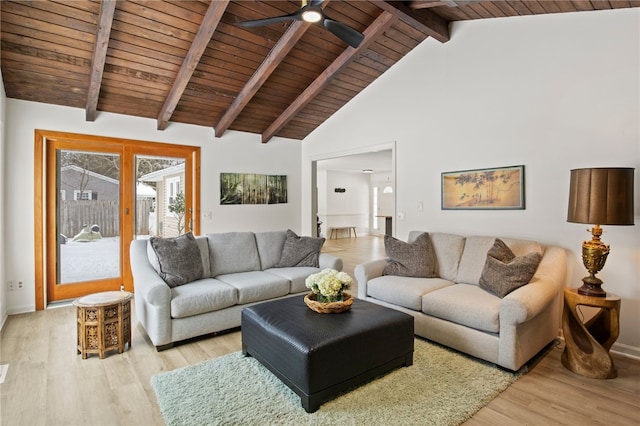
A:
304,292,353,314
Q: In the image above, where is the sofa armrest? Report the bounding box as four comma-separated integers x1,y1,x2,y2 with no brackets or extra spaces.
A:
319,253,343,271
354,258,387,299
129,240,171,307
500,246,567,324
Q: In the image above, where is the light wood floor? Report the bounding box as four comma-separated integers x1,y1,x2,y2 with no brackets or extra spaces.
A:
1,235,638,425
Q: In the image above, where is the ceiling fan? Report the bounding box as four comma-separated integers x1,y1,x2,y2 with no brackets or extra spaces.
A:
236,0,365,48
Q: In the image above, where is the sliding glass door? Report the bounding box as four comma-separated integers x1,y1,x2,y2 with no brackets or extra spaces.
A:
36,131,200,307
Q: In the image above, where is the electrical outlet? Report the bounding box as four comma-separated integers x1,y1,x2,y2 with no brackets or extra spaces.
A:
17,281,23,290
8,280,15,291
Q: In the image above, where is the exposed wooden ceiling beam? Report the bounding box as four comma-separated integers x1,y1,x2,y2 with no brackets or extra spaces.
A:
409,1,451,8
214,20,309,138
215,0,336,138
374,0,450,43
157,0,230,131
85,0,116,122
410,0,484,8
261,11,396,143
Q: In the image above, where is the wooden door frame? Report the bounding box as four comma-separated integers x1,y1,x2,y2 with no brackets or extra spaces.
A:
34,130,200,310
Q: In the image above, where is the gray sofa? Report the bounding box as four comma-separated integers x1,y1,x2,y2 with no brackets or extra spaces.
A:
355,231,567,371
130,230,342,349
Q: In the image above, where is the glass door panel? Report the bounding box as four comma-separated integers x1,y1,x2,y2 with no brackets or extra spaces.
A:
57,150,121,284
47,142,125,302
135,155,187,240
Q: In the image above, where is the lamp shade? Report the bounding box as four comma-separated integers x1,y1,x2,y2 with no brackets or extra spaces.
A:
567,168,635,225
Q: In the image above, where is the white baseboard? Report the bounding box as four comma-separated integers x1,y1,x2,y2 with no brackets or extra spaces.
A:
7,304,35,316
611,342,640,361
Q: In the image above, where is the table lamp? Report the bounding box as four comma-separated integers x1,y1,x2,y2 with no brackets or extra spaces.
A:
567,167,635,297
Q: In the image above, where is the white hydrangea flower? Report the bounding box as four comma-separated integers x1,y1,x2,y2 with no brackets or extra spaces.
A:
305,268,352,300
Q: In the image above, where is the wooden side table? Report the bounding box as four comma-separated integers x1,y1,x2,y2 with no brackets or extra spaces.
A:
73,291,133,359
561,288,621,379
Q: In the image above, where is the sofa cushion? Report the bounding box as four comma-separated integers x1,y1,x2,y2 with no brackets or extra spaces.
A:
216,271,290,304
367,275,453,311
255,231,287,270
170,278,238,319
429,233,466,281
422,284,501,333
207,232,261,277
383,233,436,278
456,236,542,285
149,232,204,288
276,229,325,267
265,267,321,293
195,236,211,277
479,239,542,297
148,235,210,279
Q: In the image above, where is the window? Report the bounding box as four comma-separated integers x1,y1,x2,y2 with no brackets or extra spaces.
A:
73,190,93,201
372,186,379,230
166,176,180,209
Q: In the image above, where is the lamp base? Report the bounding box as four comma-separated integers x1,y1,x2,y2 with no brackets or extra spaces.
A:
578,226,610,298
577,282,607,298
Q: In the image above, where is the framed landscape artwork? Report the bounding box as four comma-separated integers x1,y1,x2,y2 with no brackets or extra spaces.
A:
220,173,287,205
441,165,525,210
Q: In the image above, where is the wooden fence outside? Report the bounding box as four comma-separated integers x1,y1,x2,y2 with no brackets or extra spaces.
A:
59,199,153,238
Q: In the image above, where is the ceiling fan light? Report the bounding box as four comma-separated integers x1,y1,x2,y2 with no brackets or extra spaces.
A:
301,9,322,23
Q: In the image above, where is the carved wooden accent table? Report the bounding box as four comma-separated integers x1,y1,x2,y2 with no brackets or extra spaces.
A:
73,291,133,359
561,288,621,379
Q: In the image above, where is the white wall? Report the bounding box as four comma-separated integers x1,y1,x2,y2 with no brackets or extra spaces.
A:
0,72,7,328
3,100,302,314
318,170,370,237
301,9,640,356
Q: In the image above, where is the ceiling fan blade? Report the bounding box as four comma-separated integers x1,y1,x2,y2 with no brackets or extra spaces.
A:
236,11,301,28
323,19,364,48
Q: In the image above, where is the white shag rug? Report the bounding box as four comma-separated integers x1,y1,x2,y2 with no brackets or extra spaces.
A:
151,338,520,426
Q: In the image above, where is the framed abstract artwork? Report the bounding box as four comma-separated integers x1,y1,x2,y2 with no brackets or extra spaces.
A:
441,165,525,210
220,173,287,205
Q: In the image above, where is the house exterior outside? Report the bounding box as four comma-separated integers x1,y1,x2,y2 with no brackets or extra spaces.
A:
138,163,185,238
59,165,118,201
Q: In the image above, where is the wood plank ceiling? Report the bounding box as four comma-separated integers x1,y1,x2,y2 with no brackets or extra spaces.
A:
2,1,638,143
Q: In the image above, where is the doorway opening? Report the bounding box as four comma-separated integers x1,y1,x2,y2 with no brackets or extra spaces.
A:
312,143,395,239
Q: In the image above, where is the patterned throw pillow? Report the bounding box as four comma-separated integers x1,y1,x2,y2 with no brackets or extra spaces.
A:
383,232,437,278
479,238,541,298
150,232,204,288
276,229,325,267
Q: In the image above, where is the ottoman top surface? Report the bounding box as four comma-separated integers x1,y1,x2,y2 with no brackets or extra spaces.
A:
242,295,414,349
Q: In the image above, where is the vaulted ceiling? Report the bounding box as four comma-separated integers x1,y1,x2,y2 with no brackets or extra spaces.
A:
2,1,638,143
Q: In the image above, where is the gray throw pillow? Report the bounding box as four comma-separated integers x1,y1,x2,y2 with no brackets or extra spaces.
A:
383,232,437,278
479,238,542,298
276,229,325,267
149,232,204,288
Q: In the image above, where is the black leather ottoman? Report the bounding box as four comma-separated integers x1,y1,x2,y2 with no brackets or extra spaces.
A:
241,295,414,413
